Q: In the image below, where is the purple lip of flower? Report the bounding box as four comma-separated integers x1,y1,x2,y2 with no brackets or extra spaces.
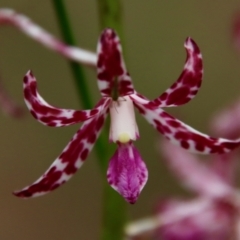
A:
13,28,240,204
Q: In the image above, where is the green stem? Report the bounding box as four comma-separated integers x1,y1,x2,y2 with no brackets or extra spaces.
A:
52,1,126,239
97,0,124,40
52,0,92,109
101,188,126,239
97,1,126,240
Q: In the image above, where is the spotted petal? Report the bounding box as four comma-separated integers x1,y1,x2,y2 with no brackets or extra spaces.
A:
107,143,148,204
211,98,240,139
97,29,134,97
134,101,240,154
148,38,202,108
23,71,110,127
14,109,108,198
161,141,233,198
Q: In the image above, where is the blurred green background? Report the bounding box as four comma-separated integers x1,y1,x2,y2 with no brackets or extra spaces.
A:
0,1,240,239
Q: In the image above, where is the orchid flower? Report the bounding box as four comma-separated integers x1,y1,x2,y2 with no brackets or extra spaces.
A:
156,142,240,240
125,142,240,239
211,98,240,139
14,28,240,204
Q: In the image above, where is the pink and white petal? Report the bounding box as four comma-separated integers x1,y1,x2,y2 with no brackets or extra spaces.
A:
157,198,232,240
23,71,110,127
211,98,240,139
157,198,212,226
0,9,96,66
14,110,107,198
148,38,203,108
161,141,233,198
211,153,238,186
107,143,148,204
97,29,134,97
125,198,212,239
134,102,240,154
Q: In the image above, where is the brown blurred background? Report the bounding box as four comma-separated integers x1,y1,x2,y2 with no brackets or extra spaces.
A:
0,1,239,239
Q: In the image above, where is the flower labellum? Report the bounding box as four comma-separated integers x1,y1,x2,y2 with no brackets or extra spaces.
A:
107,143,147,204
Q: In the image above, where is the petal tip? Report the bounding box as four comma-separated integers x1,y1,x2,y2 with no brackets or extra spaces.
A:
107,180,140,204
184,37,194,49
12,189,32,198
102,28,117,38
26,70,34,77
126,194,139,204
184,37,201,55
24,70,34,84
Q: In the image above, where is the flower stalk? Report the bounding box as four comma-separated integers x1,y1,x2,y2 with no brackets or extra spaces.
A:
97,0,124,40
97,1,127,239
51,0,92,109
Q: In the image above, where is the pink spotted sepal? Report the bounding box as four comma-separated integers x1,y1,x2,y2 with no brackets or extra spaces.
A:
13,105,109,198
107,143,148,204
97,29,134,97
133,101,240,154
23,70,108,127
144,37,203,109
